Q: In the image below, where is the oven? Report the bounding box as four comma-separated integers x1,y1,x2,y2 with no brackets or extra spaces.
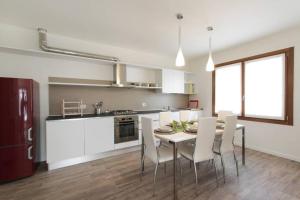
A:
114,115,139,144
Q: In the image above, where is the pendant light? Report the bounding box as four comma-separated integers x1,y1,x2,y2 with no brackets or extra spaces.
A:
206,26,215,71
175,13,185,67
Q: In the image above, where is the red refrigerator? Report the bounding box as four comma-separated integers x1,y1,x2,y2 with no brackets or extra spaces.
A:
0,77,39,181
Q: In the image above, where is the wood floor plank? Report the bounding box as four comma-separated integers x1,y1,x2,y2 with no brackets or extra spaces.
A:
1,148,300,200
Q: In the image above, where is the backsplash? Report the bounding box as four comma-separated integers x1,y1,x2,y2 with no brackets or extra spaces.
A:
49,85,189,115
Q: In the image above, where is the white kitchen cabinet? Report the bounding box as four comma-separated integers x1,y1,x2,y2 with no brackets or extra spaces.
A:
162,69,184,94
46,119,85,163
84,117,114,155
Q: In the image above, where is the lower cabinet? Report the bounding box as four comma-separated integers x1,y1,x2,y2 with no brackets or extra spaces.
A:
46,117,114,164
84,117,114,155
46,119,85,163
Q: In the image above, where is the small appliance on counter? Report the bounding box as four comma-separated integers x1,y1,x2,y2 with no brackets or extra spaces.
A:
0,77,40,181
188,100,199,109
93,101,103,115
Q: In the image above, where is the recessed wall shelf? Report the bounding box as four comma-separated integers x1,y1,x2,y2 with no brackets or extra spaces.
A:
48,77,113,87
48,77,162,89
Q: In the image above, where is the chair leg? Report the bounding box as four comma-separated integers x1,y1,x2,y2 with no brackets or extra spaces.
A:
140,153,145,178
213,158,218,186
207,159,212,170
153,162,158,196
220,154,226,183
233,150,239,177
193,161,198,184
164,162,167,175
178,158,183,176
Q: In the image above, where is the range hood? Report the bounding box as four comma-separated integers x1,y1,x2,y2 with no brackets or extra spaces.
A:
112,63,130,87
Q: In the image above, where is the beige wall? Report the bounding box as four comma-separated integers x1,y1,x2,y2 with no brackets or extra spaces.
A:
49,85,188,115
189,25,300,162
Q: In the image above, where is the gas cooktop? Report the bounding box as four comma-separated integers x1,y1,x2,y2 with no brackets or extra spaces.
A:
112,110,138,116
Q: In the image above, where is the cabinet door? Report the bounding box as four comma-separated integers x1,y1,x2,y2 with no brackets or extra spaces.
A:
84,117,114,155
46,119,84,163
162,69,184,94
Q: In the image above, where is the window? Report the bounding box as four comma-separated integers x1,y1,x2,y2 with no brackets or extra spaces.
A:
212,47,294,125
215,63,242,115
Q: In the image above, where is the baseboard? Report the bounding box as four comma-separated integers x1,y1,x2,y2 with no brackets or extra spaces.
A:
243,144,300,163
47,145,140,170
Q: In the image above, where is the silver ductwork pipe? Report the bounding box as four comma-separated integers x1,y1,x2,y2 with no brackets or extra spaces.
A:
37,28,120,62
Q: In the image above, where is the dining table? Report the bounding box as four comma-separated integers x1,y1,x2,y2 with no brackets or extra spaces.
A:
140,123,245,200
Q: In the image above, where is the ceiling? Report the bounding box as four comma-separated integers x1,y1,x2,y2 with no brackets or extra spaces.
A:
1,0,300,59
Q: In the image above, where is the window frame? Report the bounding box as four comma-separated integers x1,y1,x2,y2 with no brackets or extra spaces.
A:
212,47,294,125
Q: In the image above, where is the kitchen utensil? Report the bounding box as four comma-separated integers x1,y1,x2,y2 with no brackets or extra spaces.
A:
93,101,103,115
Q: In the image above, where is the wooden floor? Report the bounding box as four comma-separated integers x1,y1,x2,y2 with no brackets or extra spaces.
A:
1,148,300,200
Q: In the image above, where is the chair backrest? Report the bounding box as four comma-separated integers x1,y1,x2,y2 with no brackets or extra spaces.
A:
218,110,234,121
221,115,237,153
193,117,217,162
159,112,173,127
141,117,158,163
179,110,190,122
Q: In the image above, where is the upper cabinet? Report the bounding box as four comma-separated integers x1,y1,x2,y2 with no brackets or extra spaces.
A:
162,69,185,94
126,66,157,83
184,72,197,95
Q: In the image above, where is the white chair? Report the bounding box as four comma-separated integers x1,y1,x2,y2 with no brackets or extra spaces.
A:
141,117,180,194
217,110,234,122
213,115,239,183
158,112,174,147
178,117,218,184
159,111,173,127
179,110,190,122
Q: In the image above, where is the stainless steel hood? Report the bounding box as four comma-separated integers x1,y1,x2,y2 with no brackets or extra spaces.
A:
112,63,129,87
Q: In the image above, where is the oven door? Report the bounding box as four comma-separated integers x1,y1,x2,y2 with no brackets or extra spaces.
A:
114,118,138,143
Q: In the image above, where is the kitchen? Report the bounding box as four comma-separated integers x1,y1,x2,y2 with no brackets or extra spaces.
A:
1,1,300,200
46,63,201,170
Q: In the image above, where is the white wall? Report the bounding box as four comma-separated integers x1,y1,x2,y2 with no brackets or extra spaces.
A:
0,23,178,161
189,25,300,162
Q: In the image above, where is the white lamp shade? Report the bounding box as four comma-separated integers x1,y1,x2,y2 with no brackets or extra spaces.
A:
176,47,185,67
206,54,214,71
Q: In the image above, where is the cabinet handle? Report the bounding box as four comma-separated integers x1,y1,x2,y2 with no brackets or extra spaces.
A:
27,127,32,142
27,146,33,160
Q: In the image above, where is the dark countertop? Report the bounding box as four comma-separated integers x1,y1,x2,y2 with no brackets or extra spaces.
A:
46,113,115,120
46,108,202,121
46,109,163,121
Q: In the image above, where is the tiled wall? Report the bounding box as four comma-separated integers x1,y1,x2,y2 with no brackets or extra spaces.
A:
49,85,189,115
